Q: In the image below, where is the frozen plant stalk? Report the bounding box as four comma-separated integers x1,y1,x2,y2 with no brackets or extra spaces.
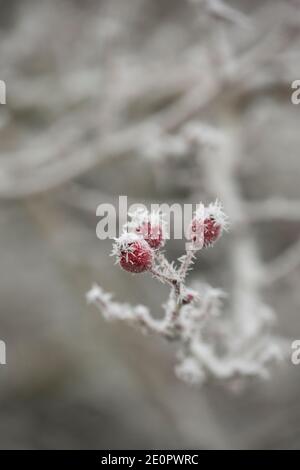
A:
87,203,282,387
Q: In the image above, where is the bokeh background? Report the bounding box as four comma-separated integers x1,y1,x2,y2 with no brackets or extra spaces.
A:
0,0,300,449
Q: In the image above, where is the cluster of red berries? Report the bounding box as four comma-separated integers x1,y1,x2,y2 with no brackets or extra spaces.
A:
113,203,227,273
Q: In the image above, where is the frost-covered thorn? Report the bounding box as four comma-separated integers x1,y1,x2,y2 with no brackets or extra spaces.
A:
86,284,114,305
86,284,102,304
175,357,205,385
150,266,179,288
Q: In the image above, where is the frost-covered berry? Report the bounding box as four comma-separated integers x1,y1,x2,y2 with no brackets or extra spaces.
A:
127,209,167,250
203,216,222,247
190,201,228,249
136,221,164,249
112,233,153,273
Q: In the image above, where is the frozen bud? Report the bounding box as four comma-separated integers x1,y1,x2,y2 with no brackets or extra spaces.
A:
128,209,167,249
182,293,195,305
189,201,228,249
112,233,153,273
181,287,199,305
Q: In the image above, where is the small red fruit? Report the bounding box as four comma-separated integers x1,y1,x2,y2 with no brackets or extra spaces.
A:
190,201,228,249
203,216,222,247
113,233,153,274
136,221,164,249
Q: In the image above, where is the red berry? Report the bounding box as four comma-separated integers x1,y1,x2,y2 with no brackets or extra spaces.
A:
190,201,227,249
136,222,164,249
113,234,153,273
191,216,222,247
203,217,222,247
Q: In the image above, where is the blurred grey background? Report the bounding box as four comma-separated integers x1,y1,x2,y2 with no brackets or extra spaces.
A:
0,0,300,449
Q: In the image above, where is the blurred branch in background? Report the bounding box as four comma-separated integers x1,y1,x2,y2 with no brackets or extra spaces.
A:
0,1,300,198
1,0,300,449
